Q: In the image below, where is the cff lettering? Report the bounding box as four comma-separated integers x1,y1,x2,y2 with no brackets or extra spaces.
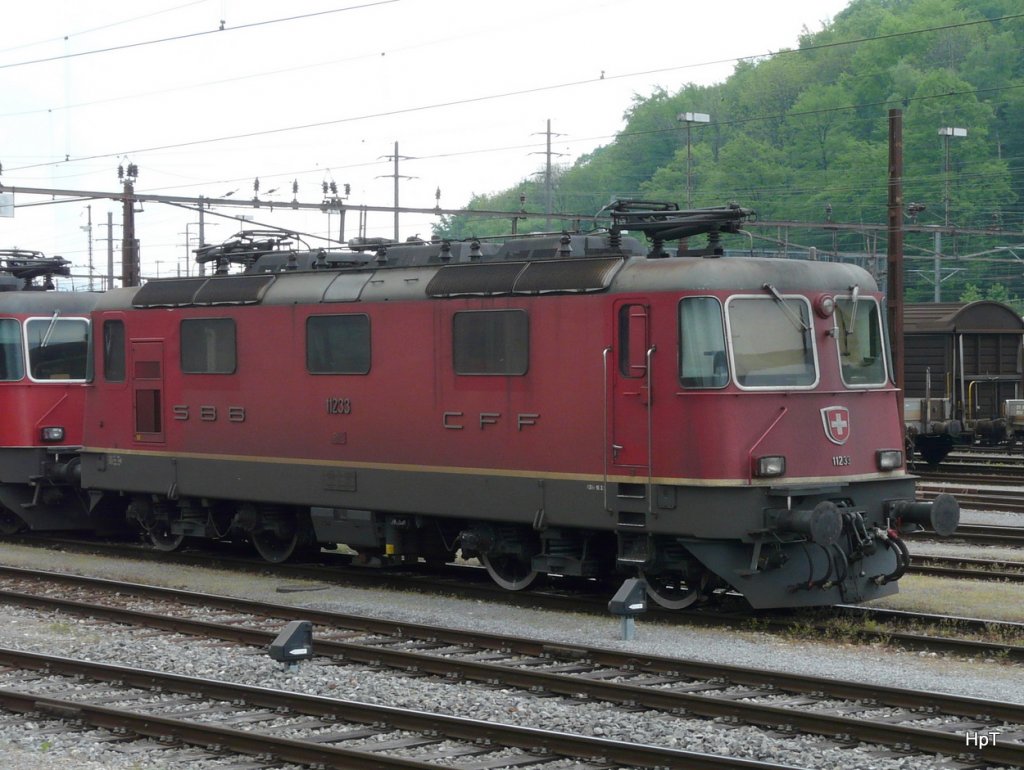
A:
442,411,540,431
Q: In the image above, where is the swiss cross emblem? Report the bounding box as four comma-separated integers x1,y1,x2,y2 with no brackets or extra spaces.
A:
821,406,850,445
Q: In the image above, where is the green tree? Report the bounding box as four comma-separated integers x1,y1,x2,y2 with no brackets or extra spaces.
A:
959,283,984,303
436,0,1024,282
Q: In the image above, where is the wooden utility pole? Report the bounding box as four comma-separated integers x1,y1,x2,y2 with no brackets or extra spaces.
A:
887,109,905,427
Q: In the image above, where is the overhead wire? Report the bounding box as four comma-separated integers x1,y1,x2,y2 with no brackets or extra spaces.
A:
4,10,1023,177
0,1,400,71
0,0,207,56
6,4,1024,266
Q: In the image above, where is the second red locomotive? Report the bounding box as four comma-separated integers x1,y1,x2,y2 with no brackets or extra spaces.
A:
0,251,102,534
61,203,957,609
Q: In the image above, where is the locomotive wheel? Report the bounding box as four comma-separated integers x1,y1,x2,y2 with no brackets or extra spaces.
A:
252,527,301,563
640,569,707,610
481,553,538,591
149,524,186,552
0,508,25,535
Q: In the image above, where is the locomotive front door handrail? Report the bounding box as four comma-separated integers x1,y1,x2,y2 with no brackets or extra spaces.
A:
646,344,656,516
602,346,611,512
602,339,656,513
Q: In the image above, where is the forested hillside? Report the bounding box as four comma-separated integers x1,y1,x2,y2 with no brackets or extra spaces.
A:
437,0,1024,306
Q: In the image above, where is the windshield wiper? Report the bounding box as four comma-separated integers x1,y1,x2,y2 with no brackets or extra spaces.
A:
762,283,809,332
838,285,860,354
40,310,60,348
846,285,859,330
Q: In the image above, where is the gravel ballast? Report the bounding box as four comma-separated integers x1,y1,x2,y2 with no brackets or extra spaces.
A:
0,525,1020,770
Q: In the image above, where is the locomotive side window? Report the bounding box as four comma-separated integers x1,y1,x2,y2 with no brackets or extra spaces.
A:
618,304,648,378
180,318,236,374
453,310,528,375
836,296,887,386
306,314,371,374
103,320,126,382
24,317,89,381
679,297,728,388
727,297,817,388
0,319,25,381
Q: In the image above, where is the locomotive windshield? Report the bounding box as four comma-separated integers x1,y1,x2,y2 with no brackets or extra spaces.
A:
836,296,887,386
24,316,89,381
726,296,817,388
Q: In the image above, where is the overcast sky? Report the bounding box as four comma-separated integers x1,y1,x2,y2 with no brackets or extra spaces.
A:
0,0,850,284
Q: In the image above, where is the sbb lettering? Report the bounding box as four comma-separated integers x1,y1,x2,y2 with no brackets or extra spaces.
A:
172,405,246,423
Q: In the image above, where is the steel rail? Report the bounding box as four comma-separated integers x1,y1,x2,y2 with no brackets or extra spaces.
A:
0,648,792,770
907,555,1024,582
4,561,1024,659
1,567,1023,766
906,510,1024,539
3,550,1024,650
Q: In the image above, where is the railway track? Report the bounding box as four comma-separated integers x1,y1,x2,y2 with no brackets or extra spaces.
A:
2,565,1023,768
914,480,1024,516
904,516,1024,543
915,469,1024,485
907,554,1024,583
0,648,735,770
3,536,1024,652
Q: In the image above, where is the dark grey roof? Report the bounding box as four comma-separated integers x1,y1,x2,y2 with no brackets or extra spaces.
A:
903,301,1024,334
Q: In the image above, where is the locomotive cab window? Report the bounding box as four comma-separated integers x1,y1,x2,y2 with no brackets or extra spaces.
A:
25,316,89,381
307,314,371,374
679,297,728,388
835,295,887,387
618,304,649,378
453,310,528,375
0,318,25,381
726,296,817,388
103,319,126,382
180,318,236,374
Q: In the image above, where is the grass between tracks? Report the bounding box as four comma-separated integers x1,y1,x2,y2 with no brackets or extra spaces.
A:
871,574,1024,623
748,574,1024,653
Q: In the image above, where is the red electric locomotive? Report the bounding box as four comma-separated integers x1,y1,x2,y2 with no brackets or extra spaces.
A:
77,204,958,609
0,251,99,533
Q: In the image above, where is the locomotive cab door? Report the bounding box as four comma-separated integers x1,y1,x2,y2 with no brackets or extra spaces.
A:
607,301,653,475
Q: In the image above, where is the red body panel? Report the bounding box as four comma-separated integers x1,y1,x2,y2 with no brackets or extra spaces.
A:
0,381,86,447
84,290,905,487
0,301,91,450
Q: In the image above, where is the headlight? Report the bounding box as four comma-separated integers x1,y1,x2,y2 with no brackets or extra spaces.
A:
754,455,786,477
40,426,65,442
877,449,903,470
814,294,836,318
